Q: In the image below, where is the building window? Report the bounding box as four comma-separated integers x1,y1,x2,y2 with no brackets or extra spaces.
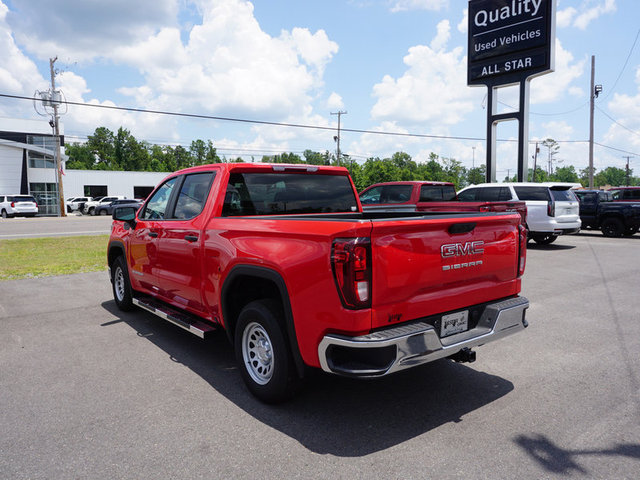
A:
84,185,108,198
27,135,57,151
30,182,59,216
28,151,56,169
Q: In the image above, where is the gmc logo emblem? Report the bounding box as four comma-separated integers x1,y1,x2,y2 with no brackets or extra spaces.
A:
441,241,485,258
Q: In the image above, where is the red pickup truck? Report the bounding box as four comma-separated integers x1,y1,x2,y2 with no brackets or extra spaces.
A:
108,163,529,402
360,181,527,224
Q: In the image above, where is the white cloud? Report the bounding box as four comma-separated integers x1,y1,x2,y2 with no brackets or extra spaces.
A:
111,0,338,122
457,8,468,34
0,2,48,116
6,0,178,61
327,92,344,110
530,40,585,104
603,66,640,155
370,20,480,128
389,0,448,13
556,0,616,30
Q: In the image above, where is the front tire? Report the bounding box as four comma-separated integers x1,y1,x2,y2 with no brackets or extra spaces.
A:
234,300,299,403
601,218,624,238
624,226,638,237
111,256,134,311
99,209,107,215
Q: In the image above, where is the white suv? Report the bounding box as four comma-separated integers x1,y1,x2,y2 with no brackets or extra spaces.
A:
66,196,92,213
458,183,581,244
0,195,39,218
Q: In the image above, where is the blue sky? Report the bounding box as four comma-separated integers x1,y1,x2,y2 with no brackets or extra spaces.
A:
0,0,638,179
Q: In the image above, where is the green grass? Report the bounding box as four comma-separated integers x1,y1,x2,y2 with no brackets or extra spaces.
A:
0,235,110,281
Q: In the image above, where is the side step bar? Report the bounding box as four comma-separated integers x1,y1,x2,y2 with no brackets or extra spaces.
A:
133,295,217,339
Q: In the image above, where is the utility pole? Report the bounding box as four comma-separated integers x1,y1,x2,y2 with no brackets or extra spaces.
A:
532,142,539,182
623,156,633,186
331,111,347,164
588,55,595,189
49,57,66,217
472,146,476,169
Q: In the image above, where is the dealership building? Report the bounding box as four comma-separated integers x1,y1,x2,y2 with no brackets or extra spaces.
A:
0,118,165,215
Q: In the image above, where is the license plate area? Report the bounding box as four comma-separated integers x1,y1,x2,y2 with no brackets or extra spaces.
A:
440,310,469,337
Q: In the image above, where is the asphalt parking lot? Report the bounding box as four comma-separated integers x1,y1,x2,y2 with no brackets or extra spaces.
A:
1,231,639,479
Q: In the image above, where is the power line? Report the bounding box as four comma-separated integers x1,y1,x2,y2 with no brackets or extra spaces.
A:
595,105,640,138
601,27,640,100
3,92,640,157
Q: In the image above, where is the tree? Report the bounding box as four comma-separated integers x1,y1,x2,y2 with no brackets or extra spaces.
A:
87,127,116,169
541,138,561,175
65,143,96,170
466,165,486,185
551,165,579,183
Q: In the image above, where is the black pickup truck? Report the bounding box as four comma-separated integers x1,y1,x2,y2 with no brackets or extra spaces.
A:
575,190,640,237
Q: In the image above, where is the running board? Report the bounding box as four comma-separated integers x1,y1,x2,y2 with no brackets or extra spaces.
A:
133,296,217,339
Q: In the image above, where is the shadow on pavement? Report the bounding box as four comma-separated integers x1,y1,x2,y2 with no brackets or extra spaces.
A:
101,300,515,457
515,434,640,475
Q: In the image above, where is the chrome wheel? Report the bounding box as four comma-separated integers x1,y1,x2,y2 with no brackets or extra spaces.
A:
114,266,126,302
242,322,274,385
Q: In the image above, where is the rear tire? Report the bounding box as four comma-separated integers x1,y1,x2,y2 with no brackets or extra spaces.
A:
624,226,638,237
99,209,107,215
601,218,624,238
234,300,300,403
111,256,134,311
532,233,558,245
1,209,7,219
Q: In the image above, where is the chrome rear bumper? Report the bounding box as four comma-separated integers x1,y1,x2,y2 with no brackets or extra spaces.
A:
318,296,529,377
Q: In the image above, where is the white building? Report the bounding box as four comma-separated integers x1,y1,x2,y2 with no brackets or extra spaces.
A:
0,118,165,215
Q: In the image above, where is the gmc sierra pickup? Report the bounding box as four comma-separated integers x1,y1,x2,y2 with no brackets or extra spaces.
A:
108,163,529,403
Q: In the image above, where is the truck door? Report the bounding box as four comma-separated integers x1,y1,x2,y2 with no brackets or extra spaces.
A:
156,172,215,315
129,177,180,294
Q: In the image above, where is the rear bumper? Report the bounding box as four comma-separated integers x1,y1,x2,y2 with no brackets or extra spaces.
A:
318,296,529,377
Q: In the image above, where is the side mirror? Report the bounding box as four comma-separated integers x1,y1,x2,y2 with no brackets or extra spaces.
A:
113,206,138,228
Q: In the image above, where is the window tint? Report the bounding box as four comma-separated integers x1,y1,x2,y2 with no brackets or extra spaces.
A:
142,177,178,220
514,186,550,201
550,188,576,202
420,185,457,201
223,172,357,216
457,188,478,201
13,196,37,203
475,186,511,201
359,186,384,205
174,173,214,219
577,192,596,204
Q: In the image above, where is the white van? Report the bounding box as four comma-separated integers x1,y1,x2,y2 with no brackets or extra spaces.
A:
457,183,581,244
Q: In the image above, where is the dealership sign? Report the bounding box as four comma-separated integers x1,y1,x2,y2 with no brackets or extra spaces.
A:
468,0,555,86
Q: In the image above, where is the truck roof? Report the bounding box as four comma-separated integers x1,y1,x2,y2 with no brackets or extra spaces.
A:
172,163,351,176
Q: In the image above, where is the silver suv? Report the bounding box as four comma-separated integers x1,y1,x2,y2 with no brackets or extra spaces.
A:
457,183,581,244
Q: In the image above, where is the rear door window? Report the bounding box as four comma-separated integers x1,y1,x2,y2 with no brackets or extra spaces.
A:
514,187,550,201
550,188,577,202
173,172,215,219
457,188,478,201
420,185,457,201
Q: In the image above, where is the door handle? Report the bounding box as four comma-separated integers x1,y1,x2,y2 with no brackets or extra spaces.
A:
184,235,199,242
148,232,158,238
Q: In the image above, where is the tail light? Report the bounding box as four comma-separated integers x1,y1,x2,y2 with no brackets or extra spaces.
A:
11,202,15,208
479,205,491,212
331,237,372,309
547,200,555,217
518,224,527,277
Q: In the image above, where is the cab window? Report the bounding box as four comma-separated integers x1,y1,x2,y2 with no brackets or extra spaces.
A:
141,177,178,220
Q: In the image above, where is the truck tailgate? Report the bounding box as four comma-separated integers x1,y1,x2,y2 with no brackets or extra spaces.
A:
370,213,521,330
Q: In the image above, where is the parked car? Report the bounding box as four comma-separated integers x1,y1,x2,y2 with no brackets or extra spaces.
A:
66,196,93,213
608,186,640,202
95,198,142,216
0,195,38,218
574,190,640,237
83,196,126,215
457,183,581,244
359,181,527,225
